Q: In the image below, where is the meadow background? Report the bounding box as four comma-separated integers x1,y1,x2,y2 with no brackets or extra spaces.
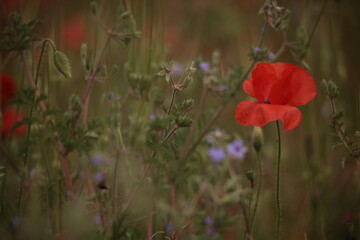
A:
0,0,359,239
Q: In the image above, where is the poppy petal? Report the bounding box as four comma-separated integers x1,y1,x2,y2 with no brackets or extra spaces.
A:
1,109,26,139
269,63,316,106
235,101,302,130
1,73,17,109
243,80,256,98
251,63,277,102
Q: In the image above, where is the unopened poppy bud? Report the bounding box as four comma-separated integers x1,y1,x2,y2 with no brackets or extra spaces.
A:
181,76,192,89
54,51,72,79
80,43,87,60
246,170,256,186
90,1,98,15
344,221,354,239
100,65,107,77
328,80,339,99
322,79,339,99
69,94,83,113
120,11,130,20
212,50,220,65
252,126,264,152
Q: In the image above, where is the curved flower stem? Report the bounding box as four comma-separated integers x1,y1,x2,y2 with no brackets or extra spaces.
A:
250,151,262,232
275,120,282,240
304,0,328,57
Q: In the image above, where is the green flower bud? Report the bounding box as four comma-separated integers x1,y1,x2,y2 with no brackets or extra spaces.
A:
212,50,220,65
176,116,192,128
322,79,339,99
69,94,83,116
54,51,72,79
252,126,264,152
90,1,98,15
246,170,256,184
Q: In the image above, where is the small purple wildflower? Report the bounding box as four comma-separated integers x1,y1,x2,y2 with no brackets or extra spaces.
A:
253,47,261,53
30,168,36,178
95,215,101,225
205,217,214,226
208,147,226,163
108,91,116,100
106,219,113,227
268,52,276,60
207,227,216,236
171,62,183,77
199,62,210,72
11,217,21,227
149,114,156,120
91,155,103,166
165,222,175,233
217,85,228,91
227,140,248,159
261,27,267,35
93,172,105,183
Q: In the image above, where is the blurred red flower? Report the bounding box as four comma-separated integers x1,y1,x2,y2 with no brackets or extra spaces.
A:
61,15,86,51
1,109,26,138
239,0,258,9
1,73,26,139
1,73,17,110
235,62,316,130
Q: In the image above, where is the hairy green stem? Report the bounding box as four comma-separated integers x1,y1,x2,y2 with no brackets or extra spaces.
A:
275,120,282,240
81,19,125,126
183,87,209,156
250,151,262,232
23,39,56,179
167,88,177,115
301,0,328,60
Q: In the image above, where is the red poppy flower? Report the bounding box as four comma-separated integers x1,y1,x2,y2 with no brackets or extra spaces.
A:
235,62,316,130
1,108,26,139
1,73,17,110
61,15,87,51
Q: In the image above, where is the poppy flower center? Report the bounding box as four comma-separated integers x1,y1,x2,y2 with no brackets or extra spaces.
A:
264,98,271,104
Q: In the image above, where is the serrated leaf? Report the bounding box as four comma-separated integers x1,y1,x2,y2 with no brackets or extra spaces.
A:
331,142,343,151
85,131,99,139
341,157,346,169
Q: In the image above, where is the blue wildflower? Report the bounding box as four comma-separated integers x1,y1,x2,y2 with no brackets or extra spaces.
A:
208,147,226,163
253,47,261,53
207,227,216,236
227,140,248,159
108,92,115,100
171,62,183,77
149,114,156,120
261,27,267,35
268,52,276,60
91,155,103,166
95,215,101,225
11,217,21,227
217,85,228,91
93,172,105,183
199,62,210,72
165,222,175,233
205,217,214,226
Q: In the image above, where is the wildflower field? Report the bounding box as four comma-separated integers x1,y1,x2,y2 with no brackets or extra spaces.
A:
0,0,359,239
